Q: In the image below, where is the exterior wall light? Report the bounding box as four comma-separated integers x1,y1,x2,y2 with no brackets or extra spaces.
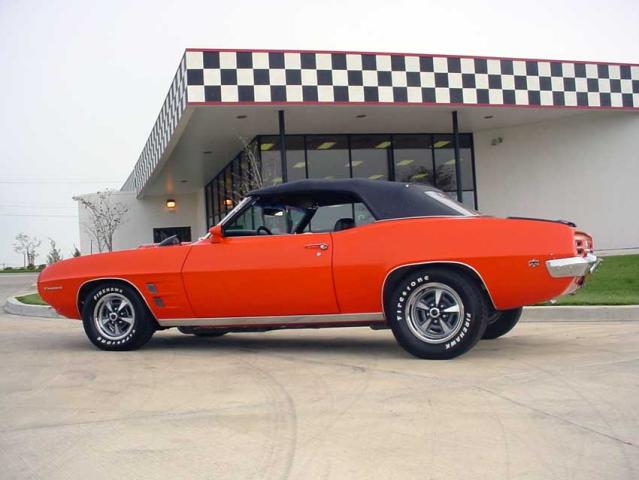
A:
224,198,233,207
166,199,177,210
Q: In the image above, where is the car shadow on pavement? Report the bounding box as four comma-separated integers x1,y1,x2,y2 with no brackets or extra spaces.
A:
147,331,409,359
45,326,575,361
143,330,569,359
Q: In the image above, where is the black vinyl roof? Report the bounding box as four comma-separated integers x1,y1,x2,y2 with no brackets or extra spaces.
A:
249,179,471,219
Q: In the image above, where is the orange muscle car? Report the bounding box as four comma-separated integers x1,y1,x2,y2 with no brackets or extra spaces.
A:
38,179,600,359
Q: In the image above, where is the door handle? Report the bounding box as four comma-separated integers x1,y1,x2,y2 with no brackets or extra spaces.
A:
305,243,329,250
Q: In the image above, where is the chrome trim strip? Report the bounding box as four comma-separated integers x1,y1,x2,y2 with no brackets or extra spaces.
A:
381,260,497,309
546,253,600,278
375,215,478,224
157,312,385,327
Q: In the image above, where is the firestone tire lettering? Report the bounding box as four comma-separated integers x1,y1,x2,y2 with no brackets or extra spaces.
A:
386,268,488,360
82,283,155,351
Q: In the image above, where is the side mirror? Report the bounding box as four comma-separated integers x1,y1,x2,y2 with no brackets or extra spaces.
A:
208,224,224,243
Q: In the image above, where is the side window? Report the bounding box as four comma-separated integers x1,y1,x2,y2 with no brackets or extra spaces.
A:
224,203,305,236
262,207,289,235
307,202,375,232
227,206,260,231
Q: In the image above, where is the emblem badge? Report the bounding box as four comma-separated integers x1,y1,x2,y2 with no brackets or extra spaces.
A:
528,259,540,268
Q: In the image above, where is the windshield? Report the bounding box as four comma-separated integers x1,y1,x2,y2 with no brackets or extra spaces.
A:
201,197,251,239
220,197,251,225
224,202,307,235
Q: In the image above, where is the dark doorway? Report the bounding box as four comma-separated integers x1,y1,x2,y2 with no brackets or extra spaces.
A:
153,226,192,243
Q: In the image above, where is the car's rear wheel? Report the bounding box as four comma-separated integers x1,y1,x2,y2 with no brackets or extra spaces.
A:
82,283,155,351
177,326,227,337
386,268,488,359
482,307,523,340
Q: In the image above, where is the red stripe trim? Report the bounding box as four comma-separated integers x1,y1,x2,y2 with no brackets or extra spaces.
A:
184,47,639,68
186,100,638,112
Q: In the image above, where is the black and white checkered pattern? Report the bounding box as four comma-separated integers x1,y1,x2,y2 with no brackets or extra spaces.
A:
185,50,639,108
125,49,638,194
123,57,188,193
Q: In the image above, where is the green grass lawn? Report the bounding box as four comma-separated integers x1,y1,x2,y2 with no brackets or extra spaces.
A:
544,254,639,305
1,268,44,273
15,293,48,306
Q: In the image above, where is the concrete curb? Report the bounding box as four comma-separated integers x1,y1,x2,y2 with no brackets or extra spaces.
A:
4,296,60,318
523,305,639,322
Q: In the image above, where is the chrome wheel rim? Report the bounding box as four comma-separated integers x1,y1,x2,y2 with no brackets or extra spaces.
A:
93,293,135,341
406,282,465,344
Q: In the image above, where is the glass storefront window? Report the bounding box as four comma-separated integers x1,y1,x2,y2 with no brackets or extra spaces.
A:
224,166,234,209
236,149,256,197
350,135,390,180
259,135,307,183
285,136,306,182
211,181,219,224
205,183,213,226
216,176,225,215
433,134,474,192
306,135,349,179
393,135,433,185
259,137,283,186
204,132,477,227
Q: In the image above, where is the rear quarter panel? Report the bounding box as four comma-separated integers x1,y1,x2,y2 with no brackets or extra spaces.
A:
331,217,576,312
38,246,193,320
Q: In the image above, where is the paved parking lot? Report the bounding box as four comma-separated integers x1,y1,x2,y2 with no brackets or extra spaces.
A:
1,303,637,480
0,273,38,303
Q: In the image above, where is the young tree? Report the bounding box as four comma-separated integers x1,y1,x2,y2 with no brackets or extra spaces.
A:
231,138,263,203
46,238,63,265
13,234,27,267
74,190,128,253
71,245,81,257
13,233,41,268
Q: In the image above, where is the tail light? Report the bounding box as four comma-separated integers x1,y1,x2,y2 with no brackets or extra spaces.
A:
574,231,593,257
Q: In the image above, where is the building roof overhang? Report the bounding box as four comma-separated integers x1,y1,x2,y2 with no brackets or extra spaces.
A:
124,48,639,197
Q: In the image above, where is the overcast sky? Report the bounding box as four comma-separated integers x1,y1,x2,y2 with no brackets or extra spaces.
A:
0,0,637,266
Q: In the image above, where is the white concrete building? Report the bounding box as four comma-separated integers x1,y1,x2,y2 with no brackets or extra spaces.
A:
77,48,639,253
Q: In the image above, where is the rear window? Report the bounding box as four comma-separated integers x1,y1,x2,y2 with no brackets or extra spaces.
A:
424,191,478,216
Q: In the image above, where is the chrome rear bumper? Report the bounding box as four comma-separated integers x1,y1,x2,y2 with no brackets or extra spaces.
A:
546,253,601,278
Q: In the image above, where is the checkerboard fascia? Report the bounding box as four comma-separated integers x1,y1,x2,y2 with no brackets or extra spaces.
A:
185,50,639,109
123,56,188,193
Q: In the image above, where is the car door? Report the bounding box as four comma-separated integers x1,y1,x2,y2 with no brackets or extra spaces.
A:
181,204,338,319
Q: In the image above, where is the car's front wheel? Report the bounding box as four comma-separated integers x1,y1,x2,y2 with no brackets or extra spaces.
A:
82,283,156,351
482,307,523,340
387,268,488,359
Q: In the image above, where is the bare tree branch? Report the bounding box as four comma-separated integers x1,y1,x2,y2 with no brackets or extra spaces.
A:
230,137,263,203
14,233,41,268
74,190,128,253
